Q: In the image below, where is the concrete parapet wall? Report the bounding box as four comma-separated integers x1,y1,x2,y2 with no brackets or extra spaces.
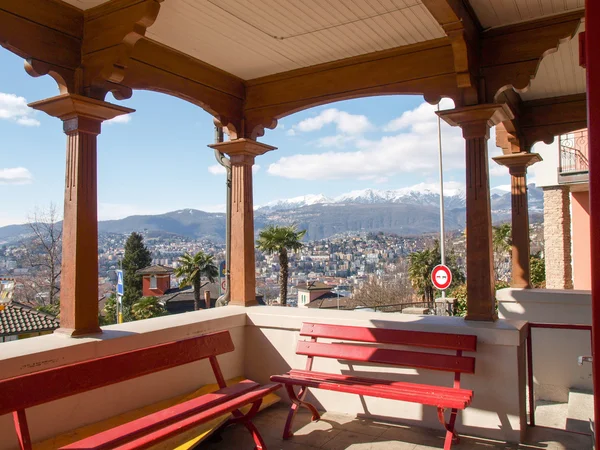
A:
497,288,592,401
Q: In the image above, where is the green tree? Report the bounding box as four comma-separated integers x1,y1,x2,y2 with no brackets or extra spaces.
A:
256,225,306,306
407,240,464,303
122,232,152,319
530,252,546,288
175,251,219,311
492,223,512,282
131,296,168,320
102,294,117,325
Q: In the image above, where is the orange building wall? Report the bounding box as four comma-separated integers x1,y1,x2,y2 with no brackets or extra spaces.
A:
142,275,171,297
571,191,591,290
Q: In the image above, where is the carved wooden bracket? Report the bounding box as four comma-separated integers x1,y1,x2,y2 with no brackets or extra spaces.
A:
480,11,584,103
81,0,163,100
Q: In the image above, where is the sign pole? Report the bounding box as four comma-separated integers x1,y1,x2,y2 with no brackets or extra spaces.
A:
437,103,446,300
116,269,124,324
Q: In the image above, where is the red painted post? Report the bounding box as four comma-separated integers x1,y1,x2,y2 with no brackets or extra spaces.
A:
586,1,600,448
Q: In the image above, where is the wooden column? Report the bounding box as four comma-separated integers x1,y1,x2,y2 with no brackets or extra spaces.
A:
438,104,513,321
29,94,134,336
493,153,542,288
585,0,600,447
209,139,276,307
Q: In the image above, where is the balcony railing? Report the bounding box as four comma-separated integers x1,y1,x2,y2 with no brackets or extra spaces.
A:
559,129,589,184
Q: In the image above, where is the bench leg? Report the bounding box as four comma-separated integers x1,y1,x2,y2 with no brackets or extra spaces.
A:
227,400,267,450
13,410,32,450
437,407,460,450
282,385,321,440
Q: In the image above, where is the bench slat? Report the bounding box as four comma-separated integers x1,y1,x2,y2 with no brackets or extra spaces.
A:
61,380,261,450
288,370,472,398
300,323,477,352
106,383,282,450
271,374,472,410
296,341,475,374
0,331,234,416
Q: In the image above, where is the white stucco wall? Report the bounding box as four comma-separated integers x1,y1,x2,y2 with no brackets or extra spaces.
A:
244,307,528,443
497,288,592,401
531,140,559,188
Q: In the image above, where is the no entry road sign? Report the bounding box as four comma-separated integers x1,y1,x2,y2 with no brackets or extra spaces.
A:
431,264,452,290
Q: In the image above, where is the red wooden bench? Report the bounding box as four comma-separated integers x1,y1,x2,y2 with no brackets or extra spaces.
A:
270,322,477,450
1,330,280,450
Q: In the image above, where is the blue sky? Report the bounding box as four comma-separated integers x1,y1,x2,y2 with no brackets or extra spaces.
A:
1,48,517,226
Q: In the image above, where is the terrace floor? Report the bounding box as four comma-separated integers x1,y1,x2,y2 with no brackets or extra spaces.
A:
198,404,593,450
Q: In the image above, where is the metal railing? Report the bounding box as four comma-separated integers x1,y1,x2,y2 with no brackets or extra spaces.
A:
353,301,433,313
559,129,589,174
526,322,592,433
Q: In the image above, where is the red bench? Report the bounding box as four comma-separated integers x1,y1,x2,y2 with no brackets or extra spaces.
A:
1,330,280,450
270,322,477,450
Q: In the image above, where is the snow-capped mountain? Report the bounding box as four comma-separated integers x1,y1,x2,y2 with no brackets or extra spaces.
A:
258,183,467,211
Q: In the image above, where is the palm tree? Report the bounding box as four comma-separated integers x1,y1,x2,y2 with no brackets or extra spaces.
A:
257,225,306,306
175,251,219,310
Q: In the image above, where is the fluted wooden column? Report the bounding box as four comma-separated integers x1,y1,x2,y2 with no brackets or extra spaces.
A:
493,152,542,288
30,94,134,335
209,139,276,306
438,104,513,321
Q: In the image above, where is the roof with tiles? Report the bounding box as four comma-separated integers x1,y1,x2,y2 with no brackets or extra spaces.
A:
0,301,59,337
136,265,174,276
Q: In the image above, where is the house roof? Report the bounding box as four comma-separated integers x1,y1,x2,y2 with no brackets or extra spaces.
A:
136,265,174,276
160,283,220,304
296,281,332,291
0,302,59,337
306,293,352,310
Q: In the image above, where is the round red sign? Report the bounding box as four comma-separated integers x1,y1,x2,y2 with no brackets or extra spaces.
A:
431,264,452,290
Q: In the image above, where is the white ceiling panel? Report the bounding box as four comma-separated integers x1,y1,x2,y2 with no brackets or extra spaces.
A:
146,0,445,79
520,21,586,100
469,0,585,29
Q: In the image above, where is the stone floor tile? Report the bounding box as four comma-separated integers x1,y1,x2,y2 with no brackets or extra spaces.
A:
287,415,343,448
321,430,390,450
378,424,445,448
320,411,390,438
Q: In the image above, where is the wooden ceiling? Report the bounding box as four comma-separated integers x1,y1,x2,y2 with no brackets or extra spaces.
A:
470,0,585,29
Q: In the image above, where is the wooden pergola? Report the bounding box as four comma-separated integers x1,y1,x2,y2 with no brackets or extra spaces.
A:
1,0,597,422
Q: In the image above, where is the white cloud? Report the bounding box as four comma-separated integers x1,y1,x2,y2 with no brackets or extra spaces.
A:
105,114,132,125
384,98,454,132
489,165,509,177
290,108,373,136
208,164,261,175
0,93,40,127
0,167,33,185
270,100,465,180
286,129,296,136
208,164,226,175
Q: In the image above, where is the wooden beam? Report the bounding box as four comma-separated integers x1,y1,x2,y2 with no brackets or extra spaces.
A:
481,10,584,102
244,39,460,138
520,93,587,149
0,0,82,70
124,38,245,133
421,0,482,102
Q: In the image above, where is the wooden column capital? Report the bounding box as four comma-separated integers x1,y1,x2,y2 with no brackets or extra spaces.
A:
437,104,514,139
208,139,276,307
30,94,133,336
492,152,542,175
29,93,134,131
209,138,276,158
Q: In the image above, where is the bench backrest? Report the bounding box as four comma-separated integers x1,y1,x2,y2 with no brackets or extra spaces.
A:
0,330,234,416
298,322,477,376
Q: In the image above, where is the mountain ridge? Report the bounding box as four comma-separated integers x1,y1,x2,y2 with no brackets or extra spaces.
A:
0,185,543,243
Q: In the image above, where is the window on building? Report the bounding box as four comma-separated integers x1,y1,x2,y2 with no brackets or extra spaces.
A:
150,276,157,289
